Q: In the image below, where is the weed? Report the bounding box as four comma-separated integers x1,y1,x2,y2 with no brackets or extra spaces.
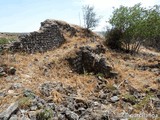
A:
18,97,32,109
36,108,53,120
123,93,137,105
0,37,15,45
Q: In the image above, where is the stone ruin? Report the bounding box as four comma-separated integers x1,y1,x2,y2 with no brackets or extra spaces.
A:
67,45,118,78
10,19,69,53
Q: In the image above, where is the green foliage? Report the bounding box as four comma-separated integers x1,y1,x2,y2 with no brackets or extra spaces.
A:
134,93,154,110
36,108,53,120
96,73,105,77
123,93,137,104
105,28,123,50
0,37,15,45
82,5,100,30
18,97,32,109
107,3,160,53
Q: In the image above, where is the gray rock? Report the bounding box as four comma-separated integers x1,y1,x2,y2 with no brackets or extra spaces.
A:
39,82,53,97
110,96,119,103
10,83,22,89
67,46,117,78
0,67,4,73
37,102,43,109
21,116,31,120
28,111,37,120
64,110,79,120
0,102,18,120
0,91,6,97
154,100,160,109
8,67,16,75
23,89,35,99
0,72,6,77
9,115,18,120
30,105,38,111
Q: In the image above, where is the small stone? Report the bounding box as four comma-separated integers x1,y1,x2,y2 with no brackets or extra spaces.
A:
30,105,38,111
8,90,15,94
0,91,6,97
157,91,160,99
8,67,16,75
0,67,4,73
23,89,35,99
28,111,37,120
65,110,79,120
154,101,160,110
37,102,43,109
109,71,118,78
0,72,7,77
110,96,119,103
21,116,31,120
9,115,18,120
10,83,22,89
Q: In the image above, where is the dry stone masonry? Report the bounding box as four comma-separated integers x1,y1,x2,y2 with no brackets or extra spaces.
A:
10,19,66,53
67,45,117,78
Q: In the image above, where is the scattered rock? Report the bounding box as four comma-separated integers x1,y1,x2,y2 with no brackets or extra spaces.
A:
8,67,16,75
110,96,119,103
67,46,117,78
10,83,22,89
63,109,79,120
23,89,35,99
0,65,16,77
153,100,160,109
39,82,53,97
0,102,18,120
30,105,38,111
9,115,18,120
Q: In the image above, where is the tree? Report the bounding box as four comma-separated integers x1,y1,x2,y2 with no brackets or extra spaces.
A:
82,5,100,30
107,3,160,53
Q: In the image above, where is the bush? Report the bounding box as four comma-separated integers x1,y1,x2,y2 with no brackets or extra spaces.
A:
108,4,160,53
105,28,123,50
36,108,53,120
0,37,15,45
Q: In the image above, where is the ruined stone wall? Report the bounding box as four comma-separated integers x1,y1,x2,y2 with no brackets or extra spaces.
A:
10,20,66,53
67,45,117,78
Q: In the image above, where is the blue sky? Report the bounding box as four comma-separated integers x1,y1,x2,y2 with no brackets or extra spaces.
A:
0,0,160,32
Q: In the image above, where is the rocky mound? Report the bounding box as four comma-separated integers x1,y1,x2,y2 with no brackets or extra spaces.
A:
1,19,160,120
67,45,117,78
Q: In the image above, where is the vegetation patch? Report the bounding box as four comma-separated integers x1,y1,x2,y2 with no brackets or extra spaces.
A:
123,93,138,105
36,108,53,120
0,37,15,45
18,97,32,109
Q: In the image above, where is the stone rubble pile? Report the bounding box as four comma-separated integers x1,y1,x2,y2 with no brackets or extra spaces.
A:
0,64,16,77
0,79,159,120
67,45,117,78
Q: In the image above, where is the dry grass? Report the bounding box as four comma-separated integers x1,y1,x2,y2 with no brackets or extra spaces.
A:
0,26,160,114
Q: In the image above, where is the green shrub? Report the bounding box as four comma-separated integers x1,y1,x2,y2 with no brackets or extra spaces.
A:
36,108,53,120
105,28,123,50
0,37,15,45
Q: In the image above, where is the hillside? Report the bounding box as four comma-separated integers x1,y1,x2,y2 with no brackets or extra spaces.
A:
0,19,160,120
